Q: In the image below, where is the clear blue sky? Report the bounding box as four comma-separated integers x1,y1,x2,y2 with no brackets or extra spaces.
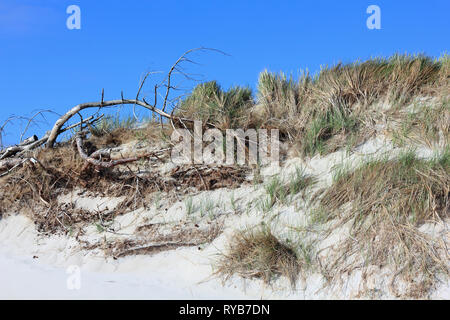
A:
0,0,449,144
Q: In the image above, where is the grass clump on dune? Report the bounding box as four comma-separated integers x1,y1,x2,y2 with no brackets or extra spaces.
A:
216,227,300,287
388,97,450,148
316,149,449,297
177,81,253,130
302,108,358,156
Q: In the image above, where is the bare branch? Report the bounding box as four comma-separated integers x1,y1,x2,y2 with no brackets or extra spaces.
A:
46,98,215,148
134,71,163,121
161,47,228,113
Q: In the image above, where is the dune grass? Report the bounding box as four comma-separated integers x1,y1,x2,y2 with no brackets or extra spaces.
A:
175,53,448,158
77,53,448,158
261,167,315,211
255,54,447,156
216,227,300,287
388,97,449,148
177,81,253,130
315,149,449,297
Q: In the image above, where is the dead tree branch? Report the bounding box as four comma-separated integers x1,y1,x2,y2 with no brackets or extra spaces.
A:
0,158,24,172
0,115,103,160
46,99,173,148
19,110,59,143
0,157,42,177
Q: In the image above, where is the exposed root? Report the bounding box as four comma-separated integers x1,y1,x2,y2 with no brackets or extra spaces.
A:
103,220,224,258
170,165,249,191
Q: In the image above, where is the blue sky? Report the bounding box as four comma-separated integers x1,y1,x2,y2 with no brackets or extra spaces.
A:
0,0,449,144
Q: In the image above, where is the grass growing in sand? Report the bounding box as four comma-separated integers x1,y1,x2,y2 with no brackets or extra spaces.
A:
315,149,449,297
176,53,449,158
177,81,253,130
388,97,449,148
261,167,315,211
216,227,300,287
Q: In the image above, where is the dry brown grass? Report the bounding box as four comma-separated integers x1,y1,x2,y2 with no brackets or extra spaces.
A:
170,165,249,191
216,228,300,287
0,145,109,233
316,150,449,297
89,121,172,148
387,97,450,148
0,145,137,233
0,145,82,212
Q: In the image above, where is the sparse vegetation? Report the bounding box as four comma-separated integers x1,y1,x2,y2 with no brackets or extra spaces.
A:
302,108,358,156
230,192,238,213
89,117,169,147
388,97,449,148
185,196,195,216
316,150,449,297
264,175,286,206
201,197,217,218
288,166,315,196
308,206,329,225
92,114,140,135
262,168,315,210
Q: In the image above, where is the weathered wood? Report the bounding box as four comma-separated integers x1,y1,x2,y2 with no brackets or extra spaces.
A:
19,135,38,146
46,99,177,148
0,115,103,160
0,146,23,160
